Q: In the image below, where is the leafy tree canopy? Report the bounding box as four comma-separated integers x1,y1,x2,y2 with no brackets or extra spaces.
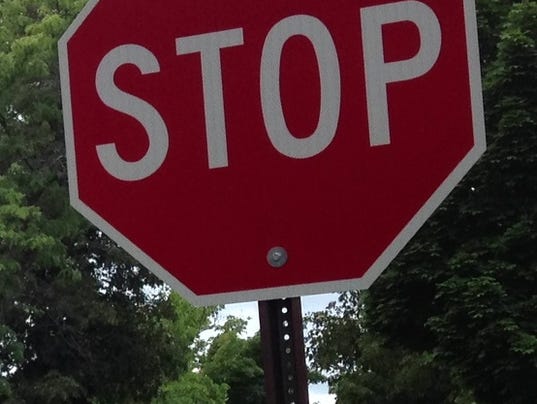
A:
200,316,265,404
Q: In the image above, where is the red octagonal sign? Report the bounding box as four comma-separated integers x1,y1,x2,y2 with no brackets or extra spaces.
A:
59,0,485,305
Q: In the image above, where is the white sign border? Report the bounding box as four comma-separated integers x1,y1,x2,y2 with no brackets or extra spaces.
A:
59,0,486,306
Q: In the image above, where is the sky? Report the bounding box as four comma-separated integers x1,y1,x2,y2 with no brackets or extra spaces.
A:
218,293,339,404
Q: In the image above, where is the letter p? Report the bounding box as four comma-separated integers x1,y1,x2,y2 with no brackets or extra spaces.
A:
361,0,441,146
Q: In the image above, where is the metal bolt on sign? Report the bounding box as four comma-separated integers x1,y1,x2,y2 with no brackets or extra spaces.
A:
267,246,288,268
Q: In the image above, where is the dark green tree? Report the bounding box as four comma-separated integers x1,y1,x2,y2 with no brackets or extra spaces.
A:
308,1,537,403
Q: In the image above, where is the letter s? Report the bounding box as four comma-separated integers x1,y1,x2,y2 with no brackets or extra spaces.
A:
95,44,169,181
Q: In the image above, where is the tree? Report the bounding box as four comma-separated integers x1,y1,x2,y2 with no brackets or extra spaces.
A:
152,372,228,404
200,316,265,404
0,1,215,402
425,3,537,402
307,1,537,402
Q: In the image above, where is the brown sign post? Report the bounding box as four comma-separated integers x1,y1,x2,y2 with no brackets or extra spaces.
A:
259,298,309,404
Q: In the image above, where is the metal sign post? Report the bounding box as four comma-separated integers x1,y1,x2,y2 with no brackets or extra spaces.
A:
259,297,309,404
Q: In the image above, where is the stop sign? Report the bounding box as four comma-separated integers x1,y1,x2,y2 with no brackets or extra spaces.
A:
59,0,485,305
